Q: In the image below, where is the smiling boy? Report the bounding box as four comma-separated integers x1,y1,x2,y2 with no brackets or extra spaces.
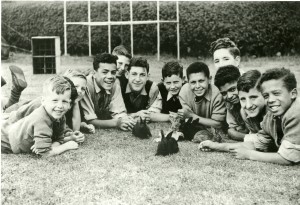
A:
201,68,300,165
79,53,135,131
1,76,79,156
210,38,244,74
120,57,162,122
214,65,248,141
178,62,226,130
112,45,132,85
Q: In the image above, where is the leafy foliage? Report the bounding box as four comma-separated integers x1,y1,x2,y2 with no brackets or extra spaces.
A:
2,1,300,56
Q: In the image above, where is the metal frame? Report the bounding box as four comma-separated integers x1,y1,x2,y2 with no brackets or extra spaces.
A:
64,0,180,60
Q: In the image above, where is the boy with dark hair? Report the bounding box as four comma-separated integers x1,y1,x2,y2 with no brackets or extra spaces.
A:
1,76,79,156
112,45,132,79
151,61,185,122
80,53,135,131
120,57,162,122
214,65,248,141
178,62,226,132
201,68,299,165
210,38,243,73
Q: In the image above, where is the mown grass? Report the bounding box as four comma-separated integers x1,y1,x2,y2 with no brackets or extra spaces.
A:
1,53,300,205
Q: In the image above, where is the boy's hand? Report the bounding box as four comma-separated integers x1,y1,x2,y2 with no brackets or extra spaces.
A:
178,108,193,119
30,144,40,155
229,147,251,160
117,116,135,131
137,110,151,122
72,131,85,143
81,122,96,134
64,141,79,150
198,140,214,152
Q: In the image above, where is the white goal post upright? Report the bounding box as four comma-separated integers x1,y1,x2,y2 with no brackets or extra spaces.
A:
64,0,180,60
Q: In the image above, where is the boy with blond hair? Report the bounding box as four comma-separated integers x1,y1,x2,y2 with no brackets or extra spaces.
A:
1,76,80,156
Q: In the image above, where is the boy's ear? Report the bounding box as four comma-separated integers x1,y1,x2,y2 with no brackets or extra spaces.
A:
208,76,212,84
125,71,129,79
290,88,298,100
235,56,241,67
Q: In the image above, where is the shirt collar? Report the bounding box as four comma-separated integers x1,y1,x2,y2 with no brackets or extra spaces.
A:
125,83,147,95
92,75,111,95
194,85,211,102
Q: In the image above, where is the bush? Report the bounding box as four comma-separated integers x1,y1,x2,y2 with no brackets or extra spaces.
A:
2,1,300,57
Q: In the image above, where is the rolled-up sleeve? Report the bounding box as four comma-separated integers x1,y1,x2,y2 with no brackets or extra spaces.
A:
80,89,98,121
110,84,128,119
32,122,54,153
211,93,226,122
148,84,162,113
278,140,300,163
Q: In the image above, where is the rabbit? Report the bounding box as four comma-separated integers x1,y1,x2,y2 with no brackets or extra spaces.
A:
132,117,152,139
156,130,179,156
178,117,205,141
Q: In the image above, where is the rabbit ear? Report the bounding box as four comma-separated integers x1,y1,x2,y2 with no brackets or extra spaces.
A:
192,118,200,124
166,131,173,139
143,118,147,125
187,117,193,124
160,130,165,139
139,116,143,123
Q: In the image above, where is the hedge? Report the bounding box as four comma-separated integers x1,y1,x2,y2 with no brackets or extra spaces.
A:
2,1,300,57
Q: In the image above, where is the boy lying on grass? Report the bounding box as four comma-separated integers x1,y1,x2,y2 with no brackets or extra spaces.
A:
200,68,300,165
119,57,162,122
151,61,185,122
79,53,135,131
1,76,81,156
178,62,226,139
214,65,248,141
112,45,132,86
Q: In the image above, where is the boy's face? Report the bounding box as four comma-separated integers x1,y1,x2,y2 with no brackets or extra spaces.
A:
239,88,265,118
213,48,240,69
188,72,210,97
163,74,183,96
126,66,148,92
94,63,117,90
261,79,297,116
42,89,71,120
70,76,87,101
116,55,130,77
219,81,239,104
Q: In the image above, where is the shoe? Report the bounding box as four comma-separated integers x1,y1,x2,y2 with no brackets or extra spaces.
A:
1,76,7,87
9,65,27,91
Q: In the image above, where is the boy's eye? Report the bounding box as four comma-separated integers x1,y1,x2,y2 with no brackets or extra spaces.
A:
140,73,146,77
214,60,219,63
220,92,227,96
240,98,245,102
111,71,117,75
263,95,269,99
228,87,236,92
166,82,171,85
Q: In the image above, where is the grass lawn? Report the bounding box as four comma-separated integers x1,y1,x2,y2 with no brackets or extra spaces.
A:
1,53,300,204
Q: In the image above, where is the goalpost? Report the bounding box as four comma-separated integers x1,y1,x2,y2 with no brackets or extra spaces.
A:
64,0,180,60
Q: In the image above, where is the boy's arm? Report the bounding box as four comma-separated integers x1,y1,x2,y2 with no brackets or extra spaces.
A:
182,111,223,128
34,141,78,157
88,117,135,131
150,113,170,122
70,102,81,131
228,128,246,141
230,147,292,165
199,140,255,152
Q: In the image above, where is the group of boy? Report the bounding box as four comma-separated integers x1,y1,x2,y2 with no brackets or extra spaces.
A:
1,38,299,165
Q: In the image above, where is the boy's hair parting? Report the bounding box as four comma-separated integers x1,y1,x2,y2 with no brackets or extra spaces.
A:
63,68,87,81
162,61,183,79
210,38,240,57
93,53,118,71
237,70,261,92
129,57,150,73
112,45,132,59
186,62,210,81
43,75,71,96
214,65,241,89
258,67,297,92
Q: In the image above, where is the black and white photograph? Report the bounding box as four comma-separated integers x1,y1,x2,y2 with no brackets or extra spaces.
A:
1,0,300,204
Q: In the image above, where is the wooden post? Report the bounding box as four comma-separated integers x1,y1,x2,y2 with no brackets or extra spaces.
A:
157,0,160,61
88,0,91,56
130,0,133,56
64,0,67,56
177,1,180,60
108,0,111,53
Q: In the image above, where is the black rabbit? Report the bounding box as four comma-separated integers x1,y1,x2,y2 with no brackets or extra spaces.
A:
156,130,179,156
132,117,152,139
178,117,205,141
